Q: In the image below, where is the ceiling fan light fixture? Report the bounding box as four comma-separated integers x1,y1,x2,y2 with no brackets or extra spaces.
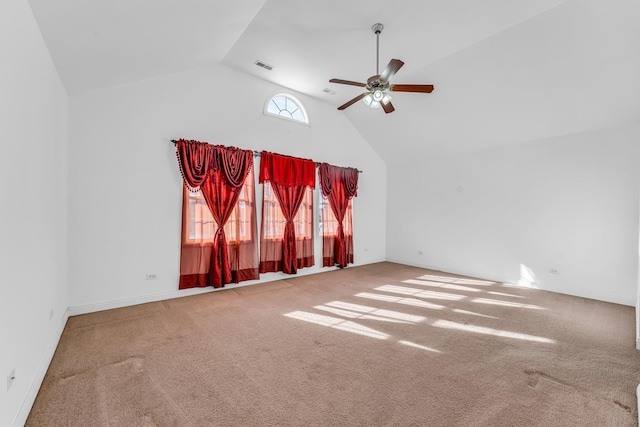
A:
381,93,392,105
363,90,387,108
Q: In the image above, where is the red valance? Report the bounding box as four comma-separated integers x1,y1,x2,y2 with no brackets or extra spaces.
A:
319,163,359,199
218,145,253,188
175,139,215,191
259,151,316,188
175,139,253,190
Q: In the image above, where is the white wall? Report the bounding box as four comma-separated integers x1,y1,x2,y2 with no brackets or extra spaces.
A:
387,124,640,306
67,64,386,310
637,164,640,349
0,0,69,425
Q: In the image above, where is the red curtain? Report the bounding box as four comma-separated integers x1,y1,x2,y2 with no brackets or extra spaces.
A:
319,163,358,268
321,198,353,267
176,139,258,288
259,151,315,274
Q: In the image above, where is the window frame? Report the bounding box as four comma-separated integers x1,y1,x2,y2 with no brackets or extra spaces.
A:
261,181,314,242
182,184,255,246
263,93,310,126
319,194,353,237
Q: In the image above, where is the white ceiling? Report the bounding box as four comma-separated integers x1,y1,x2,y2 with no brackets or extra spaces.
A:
27,0,640,159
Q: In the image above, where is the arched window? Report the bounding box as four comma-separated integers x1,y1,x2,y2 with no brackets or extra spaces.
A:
264,94,309,125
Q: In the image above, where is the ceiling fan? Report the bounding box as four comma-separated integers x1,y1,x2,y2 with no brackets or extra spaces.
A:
329,23,434,114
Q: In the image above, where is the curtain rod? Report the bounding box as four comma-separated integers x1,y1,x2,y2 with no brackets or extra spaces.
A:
171,139,362,173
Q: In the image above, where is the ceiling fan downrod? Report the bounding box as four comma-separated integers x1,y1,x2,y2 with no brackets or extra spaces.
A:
372,23,384,76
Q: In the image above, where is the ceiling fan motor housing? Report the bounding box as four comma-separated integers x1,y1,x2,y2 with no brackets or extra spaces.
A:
367,75,389,91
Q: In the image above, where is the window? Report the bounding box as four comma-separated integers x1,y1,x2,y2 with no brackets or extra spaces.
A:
320,197,354,268
187,190,215,240
184,180,254,244
261,182,313,240
264,94,309,125
320,196,352,237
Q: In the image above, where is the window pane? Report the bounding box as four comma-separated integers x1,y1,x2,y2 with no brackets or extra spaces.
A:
292,109,305,122
267,101,280,115
265,94,308,124
273,96,286,110
185,176,254,243
321,196,352,237
262,182,313,240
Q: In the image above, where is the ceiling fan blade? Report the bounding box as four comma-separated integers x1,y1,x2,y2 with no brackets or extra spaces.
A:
390,84,434,93
382,101,395,114
379,59,404,82
329,78,367,87
337,93,367,110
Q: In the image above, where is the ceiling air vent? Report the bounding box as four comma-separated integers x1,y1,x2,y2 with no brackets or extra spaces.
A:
254,60,274,71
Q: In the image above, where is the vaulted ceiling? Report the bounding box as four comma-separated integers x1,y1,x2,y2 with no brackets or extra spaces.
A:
27,0,640,161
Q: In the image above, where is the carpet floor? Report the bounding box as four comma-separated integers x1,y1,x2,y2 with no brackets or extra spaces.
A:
26,262,640,426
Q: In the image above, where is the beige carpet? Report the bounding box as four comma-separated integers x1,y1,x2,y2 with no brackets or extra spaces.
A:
27,262,639,426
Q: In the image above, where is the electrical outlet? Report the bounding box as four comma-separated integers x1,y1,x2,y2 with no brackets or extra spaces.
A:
146,273,157,280
7,368,15,391
549,268,560,275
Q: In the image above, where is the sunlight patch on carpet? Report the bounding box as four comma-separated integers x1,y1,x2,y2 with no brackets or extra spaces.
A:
398,340,442,353
501,282,533,289
324,301,426,323
453,278,495,286
314,305,412,324
417,274,457,283
432,320,555,344
375,285,467,301
354,292,445,310
284,311,389,340
415,275,496,286
403,279,482,293
452,309,499,319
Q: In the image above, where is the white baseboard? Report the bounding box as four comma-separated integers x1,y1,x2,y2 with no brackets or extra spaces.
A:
67,287,219,316
13,309,70,427
637,384,640,426
385,258,636,307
